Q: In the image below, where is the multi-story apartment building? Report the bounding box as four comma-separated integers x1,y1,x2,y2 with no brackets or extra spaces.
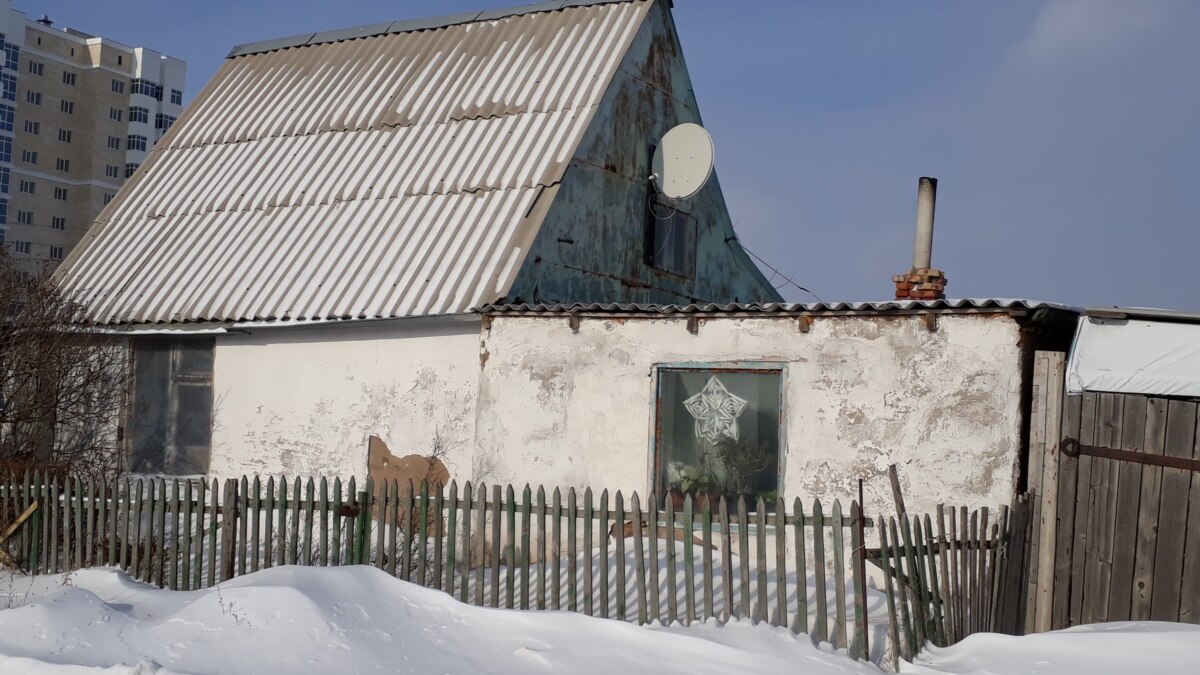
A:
0,1,185,267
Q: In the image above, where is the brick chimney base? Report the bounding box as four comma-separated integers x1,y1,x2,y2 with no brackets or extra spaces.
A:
893,268,947,300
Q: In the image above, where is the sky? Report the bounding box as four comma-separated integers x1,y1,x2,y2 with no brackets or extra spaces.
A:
31,0,1200,310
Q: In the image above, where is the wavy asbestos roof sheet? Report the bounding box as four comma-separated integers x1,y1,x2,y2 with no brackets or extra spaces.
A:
56,0,650,325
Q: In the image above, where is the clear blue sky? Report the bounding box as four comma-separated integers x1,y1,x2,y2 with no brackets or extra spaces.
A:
36,1,1200,310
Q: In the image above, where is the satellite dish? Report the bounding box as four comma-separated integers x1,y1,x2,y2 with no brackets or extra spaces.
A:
651,123,714,200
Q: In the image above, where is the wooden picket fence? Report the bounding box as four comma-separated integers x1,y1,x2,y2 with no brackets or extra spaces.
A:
1,472,880,662
872,495,1032,667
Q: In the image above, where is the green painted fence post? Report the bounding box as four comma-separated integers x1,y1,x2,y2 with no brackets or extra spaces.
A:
354,488,371,565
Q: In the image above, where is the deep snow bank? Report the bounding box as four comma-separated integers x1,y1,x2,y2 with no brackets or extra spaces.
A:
0,566,877,675
903,621,1200,675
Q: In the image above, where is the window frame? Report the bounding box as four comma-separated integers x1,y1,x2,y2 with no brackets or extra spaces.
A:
127,337,216,476
645,199,697,279
650,362,787,507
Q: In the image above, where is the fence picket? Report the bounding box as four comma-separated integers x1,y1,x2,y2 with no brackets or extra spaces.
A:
647,494,660,622
720,497,733,623
877,517,902,669
890,517,916,660
598,489,610,619
812,499,828,643
289,477,302,566
631,492,647,625
755,497,768,624
318,478,329,568
792,498,807,634
193,479,206,589
536,486,546,610
775,496,787,628
737,497,751,621
665,493,677,624
682,494,695,625
74,477,85,570
429,483,442,588
129,478,142,579
851,501,868,659
249,478,261,574
303,479,316,567
568,488,579,613
474,483,487,606
490,484,501,608
504,484,516,608
459,481,472,602
446,481,459,594
832,500,848,648
703,496,715,622
206,478,218,588
167,480,180,589
520,485,532,610
418,481,431,587
618,490,630,622
551,487,562,611
263,477,276,570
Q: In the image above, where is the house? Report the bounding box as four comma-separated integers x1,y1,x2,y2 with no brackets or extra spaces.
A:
55,0,1080,517
54,0,779,478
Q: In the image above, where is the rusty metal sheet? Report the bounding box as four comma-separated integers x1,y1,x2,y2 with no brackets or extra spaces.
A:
57,1,650,325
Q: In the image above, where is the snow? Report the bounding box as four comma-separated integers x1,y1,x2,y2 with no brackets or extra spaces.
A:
903,622,1200,675
3,566,1198,675
0,566,880,675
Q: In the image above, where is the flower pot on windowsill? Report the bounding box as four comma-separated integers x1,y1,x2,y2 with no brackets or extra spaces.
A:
668,489,715,513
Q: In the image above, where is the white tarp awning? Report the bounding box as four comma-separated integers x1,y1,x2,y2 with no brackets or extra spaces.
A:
1067,315,1200,397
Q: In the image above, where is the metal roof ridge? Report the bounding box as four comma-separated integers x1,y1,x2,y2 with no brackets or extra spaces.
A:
227,0,636,59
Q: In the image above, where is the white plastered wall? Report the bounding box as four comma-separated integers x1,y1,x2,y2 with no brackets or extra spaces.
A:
209,317,479,481
473,313,1026,515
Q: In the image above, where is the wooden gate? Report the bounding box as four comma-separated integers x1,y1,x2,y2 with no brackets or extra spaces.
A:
1051,392,1200,627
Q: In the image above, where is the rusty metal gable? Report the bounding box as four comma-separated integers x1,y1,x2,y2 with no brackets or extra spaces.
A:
56,1,651,325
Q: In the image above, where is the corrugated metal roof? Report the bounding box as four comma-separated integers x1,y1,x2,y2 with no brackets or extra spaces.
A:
56,0,650,325
481,298,1079,315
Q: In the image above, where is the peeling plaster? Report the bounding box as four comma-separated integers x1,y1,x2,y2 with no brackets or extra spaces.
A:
474,314,1027,515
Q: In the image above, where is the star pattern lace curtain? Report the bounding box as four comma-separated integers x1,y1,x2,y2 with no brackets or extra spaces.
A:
656,369,781,505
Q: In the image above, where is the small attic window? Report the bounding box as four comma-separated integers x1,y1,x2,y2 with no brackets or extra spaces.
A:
646,200,695,278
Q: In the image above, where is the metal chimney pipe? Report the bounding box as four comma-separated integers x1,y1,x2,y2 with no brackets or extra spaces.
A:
912,177,937,270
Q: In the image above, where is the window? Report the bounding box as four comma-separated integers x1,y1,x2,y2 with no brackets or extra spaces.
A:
154,113,176,131
53,187,67,201
20,149,36,164
15,210,31,224
131,78,163,100
13,240,30,255
127,134,147,152
646,204,696,278
105,164,119,179
51,216,65,230
107,136,121,150
23,119,38,135
0,72,16,101
0,135,10,162
117,55,123,66
3,43,17,71
111,79,125,93
129,338,215,475
18,179,34,195
109,107,123,122
128,106,149,124
27,60,43,76
60,100,74,114
49,245,63,261
170,89,183,106
25,90,41,105
125,163,139,178
62,71,76,86
56,158,70,172
0,103,12,131
103,193,113,205
58,129,72,143
0,167,8,194
655,368,782,506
